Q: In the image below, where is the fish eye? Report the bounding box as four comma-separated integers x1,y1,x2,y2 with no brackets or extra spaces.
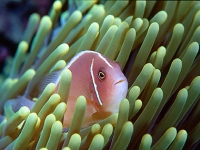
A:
98,70,106,80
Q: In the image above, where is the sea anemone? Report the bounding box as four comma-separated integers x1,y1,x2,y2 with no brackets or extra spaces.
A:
0,0,200,149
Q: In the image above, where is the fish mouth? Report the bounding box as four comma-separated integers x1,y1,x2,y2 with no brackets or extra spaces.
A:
114,80,125,85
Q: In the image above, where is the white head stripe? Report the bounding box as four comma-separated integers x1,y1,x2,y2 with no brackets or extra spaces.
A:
66,50,113,69
97,53,113,68
90,59,103,106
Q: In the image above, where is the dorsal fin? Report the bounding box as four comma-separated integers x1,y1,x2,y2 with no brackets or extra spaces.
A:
38,70,62,94
27,70,63,98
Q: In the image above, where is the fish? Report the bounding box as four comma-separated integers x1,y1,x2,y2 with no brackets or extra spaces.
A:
4,50,128,127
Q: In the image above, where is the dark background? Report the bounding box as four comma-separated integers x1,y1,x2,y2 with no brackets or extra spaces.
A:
0,0,53,73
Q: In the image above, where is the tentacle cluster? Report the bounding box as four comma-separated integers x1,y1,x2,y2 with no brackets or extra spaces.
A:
0,0,200,149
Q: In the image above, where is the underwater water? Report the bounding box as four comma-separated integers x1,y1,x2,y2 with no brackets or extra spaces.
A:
0,0,200,149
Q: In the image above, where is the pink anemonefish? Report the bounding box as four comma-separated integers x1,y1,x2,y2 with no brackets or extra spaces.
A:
4,50,128,128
